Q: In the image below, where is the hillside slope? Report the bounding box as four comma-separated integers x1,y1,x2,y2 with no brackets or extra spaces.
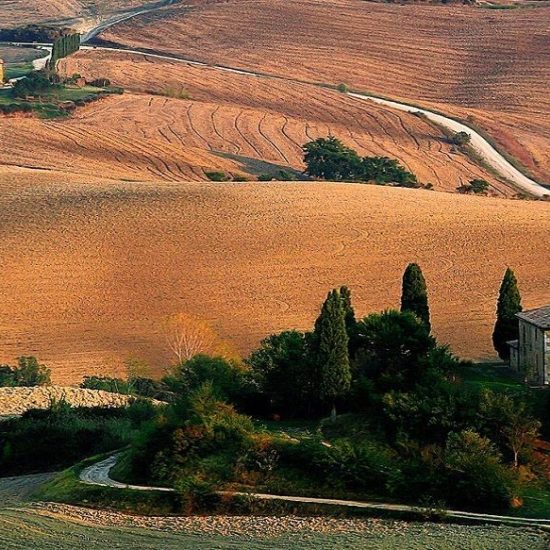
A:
0,169,548,382
101,0,550,184
0,0,148,28
0,49,510,193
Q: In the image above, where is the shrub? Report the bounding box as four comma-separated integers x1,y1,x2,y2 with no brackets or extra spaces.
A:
451,131,471,146
89,78,111,87
205,171,230,182
163,355,245,403
175,475,219,514
81,376,130,394
0,402,144,475
457,178,490,195
442,430,517,510
0,356,51,387
336,83,349,93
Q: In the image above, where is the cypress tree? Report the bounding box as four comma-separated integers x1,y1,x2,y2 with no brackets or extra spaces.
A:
314,289,351,420
400,263,431,332
493,267,522,361
340,285,358,356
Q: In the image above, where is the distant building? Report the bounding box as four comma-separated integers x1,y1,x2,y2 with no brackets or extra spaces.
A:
508,305,550,385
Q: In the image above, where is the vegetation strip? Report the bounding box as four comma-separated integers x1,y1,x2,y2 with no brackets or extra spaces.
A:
79,453,550,528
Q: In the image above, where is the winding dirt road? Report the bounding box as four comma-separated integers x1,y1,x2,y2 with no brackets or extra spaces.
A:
79,454,550,528
80,0,178,43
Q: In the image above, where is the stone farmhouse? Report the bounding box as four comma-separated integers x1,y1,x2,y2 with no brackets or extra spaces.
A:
509,306,550,385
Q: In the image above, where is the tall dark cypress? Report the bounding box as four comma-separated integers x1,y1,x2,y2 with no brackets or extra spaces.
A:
400,263,431,332
314,289,351,420
340,285,358,356
493,268,522,361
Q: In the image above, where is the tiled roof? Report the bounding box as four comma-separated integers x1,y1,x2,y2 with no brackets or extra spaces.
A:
516,306,550,329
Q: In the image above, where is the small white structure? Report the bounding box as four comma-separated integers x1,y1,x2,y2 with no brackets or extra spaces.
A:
508,306,550,385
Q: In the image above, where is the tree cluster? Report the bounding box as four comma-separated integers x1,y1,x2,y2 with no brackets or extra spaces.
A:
12,70,57,99
303,136,419,186
49,33,81,70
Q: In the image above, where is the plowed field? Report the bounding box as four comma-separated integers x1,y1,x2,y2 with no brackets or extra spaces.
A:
0,168,548,383
0,49,509,193
100,0,550,183
0,0,151,28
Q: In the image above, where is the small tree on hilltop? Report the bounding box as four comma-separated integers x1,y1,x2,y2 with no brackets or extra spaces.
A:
452,131,471,146
492,268,522,361
314,289,351,421
401,263,431,332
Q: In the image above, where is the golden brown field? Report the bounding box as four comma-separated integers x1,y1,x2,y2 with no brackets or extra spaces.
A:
0,167,548,383
0,0,148,28
101,0,550,183
0,48,509,193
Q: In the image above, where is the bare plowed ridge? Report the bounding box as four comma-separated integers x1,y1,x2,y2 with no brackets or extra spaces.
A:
0,171,548,383
102,0,550,183
0,1,151,28
0,49,508,193
0,386,137,416
2,505,546,549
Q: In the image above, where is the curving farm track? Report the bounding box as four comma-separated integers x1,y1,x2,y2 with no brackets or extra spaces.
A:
79,454,550,528
96,0,550,192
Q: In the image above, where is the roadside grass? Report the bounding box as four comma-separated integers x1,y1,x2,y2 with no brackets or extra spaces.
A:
514,482,550,519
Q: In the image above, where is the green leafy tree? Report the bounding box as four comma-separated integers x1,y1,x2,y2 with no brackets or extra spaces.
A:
303,136,362,180
477,390,539,467
492,268,522,360
355,310,435,390
400,263,431,331
313,290,351,420
246,330,316,417
361,156,418,186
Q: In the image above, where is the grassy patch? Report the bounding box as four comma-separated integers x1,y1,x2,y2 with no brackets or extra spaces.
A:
513,482,550,519
0,84,118,119
457,363,524,392
5,62,34,80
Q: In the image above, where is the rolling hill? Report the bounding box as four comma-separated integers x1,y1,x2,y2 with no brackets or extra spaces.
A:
0,48,512,193
100,0,550,184
0,167,548,383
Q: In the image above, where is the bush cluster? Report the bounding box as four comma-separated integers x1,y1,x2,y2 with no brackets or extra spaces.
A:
0,356,51,387
303,136,419,186
0,399,156,475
